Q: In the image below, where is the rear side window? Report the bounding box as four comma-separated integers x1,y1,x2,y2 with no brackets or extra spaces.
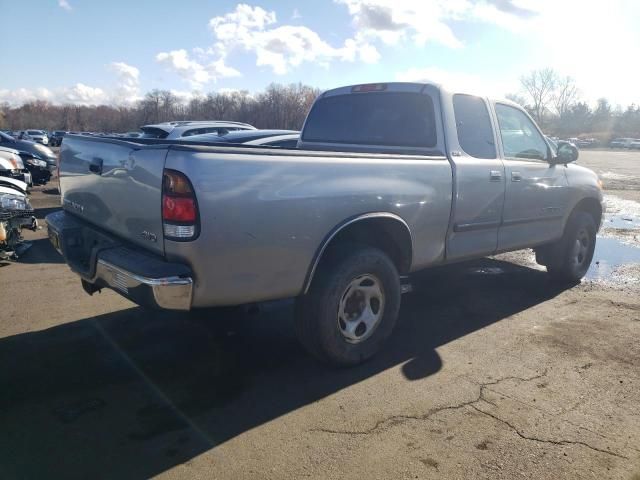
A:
182,128,205,137
302,92,437,148
453,94,496,159
183,127,231,137
140,127,169,139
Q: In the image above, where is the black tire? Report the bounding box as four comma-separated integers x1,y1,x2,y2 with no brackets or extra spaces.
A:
544,211,597,283
295,246,401,366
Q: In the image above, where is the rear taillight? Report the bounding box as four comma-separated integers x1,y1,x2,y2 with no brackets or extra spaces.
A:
162,169,199,240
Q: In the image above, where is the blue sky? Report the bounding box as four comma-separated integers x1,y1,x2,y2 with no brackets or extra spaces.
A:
1,0,638,107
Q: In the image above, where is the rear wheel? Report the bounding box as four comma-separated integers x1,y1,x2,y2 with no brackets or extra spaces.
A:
295,246,401,366
541,211,597,282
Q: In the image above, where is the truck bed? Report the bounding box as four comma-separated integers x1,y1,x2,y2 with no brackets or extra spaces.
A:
58,134,453,307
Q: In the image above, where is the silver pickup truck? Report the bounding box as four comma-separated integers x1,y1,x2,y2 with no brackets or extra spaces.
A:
47,82,603,366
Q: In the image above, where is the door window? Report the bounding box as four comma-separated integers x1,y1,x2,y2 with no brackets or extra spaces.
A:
495,104,549,161
453,94,496,159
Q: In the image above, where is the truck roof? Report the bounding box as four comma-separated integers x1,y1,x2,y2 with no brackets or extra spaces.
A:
321,81,520,107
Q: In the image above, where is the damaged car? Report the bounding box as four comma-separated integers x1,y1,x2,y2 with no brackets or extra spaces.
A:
0,176,37,260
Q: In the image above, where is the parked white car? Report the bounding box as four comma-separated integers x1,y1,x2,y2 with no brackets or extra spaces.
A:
20,130,49,145
184,129,300,148
0,147,32,187
139,121,256,140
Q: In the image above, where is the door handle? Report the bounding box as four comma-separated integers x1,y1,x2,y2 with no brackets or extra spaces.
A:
489,170,502,182
89,157,103,175
511,171,522,182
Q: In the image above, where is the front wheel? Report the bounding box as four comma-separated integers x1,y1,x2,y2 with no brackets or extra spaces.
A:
542,211,597,282
295,247,401,366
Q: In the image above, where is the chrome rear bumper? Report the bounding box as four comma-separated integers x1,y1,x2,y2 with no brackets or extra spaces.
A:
95,259,193,311
46,209,194,311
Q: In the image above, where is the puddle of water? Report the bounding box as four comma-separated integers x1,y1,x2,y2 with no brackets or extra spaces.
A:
601,171,635,181
604,216,640,230
586,236,640,280
602,194,640,230
604,194,640,216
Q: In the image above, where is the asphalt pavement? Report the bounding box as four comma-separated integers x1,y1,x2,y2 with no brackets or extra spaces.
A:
1,150,639,479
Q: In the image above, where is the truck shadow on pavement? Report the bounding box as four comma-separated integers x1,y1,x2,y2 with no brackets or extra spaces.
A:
0,257,573,479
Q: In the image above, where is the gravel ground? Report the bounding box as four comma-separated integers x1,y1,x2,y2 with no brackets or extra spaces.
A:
1,149,639,480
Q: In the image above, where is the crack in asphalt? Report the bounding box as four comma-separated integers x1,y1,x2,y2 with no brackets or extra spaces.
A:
310,370,629,460
310,371,547,436
468,404,627,459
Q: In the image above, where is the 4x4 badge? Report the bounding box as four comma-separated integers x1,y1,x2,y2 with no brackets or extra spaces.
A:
141,230,157,242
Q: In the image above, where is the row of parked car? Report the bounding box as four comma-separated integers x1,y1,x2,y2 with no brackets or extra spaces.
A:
610,137,640,149
0,121,302,190
0,131,58,187
546,136,640,150
1,121,303,148
0,129,128,147
135,121,300,147
546,137,599,149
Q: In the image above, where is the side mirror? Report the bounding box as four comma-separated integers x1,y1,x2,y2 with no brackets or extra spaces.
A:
553,141,579,164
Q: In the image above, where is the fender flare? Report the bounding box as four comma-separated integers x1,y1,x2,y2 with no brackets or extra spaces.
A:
301,212,413,294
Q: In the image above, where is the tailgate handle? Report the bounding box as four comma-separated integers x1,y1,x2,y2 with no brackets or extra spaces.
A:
89,158,103,175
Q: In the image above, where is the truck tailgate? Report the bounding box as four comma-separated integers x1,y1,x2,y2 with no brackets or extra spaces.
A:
59,136,168,255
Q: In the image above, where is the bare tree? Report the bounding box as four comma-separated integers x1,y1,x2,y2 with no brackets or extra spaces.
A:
520,68,558,126
505,93,528,107
553,75,579,117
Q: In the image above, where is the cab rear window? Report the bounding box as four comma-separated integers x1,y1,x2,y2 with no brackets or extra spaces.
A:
302,92,437,148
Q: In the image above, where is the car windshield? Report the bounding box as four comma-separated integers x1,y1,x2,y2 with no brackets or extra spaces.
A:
27,131,41,135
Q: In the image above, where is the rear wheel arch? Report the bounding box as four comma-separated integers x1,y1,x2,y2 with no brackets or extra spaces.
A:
302,213,413,294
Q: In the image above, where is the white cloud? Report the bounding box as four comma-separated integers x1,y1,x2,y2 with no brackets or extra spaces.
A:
0,62,143,106
396,0,640,105
395,67,517,98
58,0,72,11
156,49,240,88
248,25,377,74
168,89,203,104
59,83,107,104
210,4,277,46
336,0,465,49
109,62,141,104
0,88,54,105
0,83,107,105
335,0,541,48
161,1,540,84
155,4,380,86
0,84,107,106
205,4,379,76
334,0,537,48
518,0,640,106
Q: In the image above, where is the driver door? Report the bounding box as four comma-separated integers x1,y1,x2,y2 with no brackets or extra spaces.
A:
493,102,569,251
